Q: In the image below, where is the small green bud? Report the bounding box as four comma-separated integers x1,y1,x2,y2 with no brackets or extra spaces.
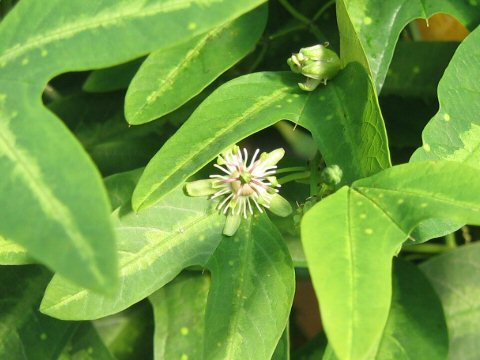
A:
223,214,241,236
184,179,217,197
287,43,341,91
259,148,285,168
321,165,343,186
268,194,293,217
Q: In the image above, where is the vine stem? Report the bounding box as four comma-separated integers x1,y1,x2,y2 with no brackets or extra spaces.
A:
277,171,311,185
277,0,324,40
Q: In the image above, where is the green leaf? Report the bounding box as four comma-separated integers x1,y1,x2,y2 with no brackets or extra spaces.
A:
125,6,267,124
375,258,448,359
149,273,209,360
59,322,115,360
203,213,295,359
421,243,480,360
0,235,30,265
411,27,480,165
99,303,154,360
301,161,480,360
338,0,480,91
83,58,145,93
133,68,390,210
272,327,290,360
0,0,266,292
409,27,480,242
0,266,76,359
40,185,225,320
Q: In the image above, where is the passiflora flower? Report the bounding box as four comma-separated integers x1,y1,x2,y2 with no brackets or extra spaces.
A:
185,145,292,236
287,43,341,91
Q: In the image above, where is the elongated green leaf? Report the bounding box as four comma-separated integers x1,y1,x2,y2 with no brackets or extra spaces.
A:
301,161,480,360
150,273,209,360
83,58,145,93
133,68,390,210
421,243,480,360
40,185,225,320
0,0,265,291
339,0,480,91
410,27,480,242
203,213,295,359
0,266,76,359
375,259,448,359
125,6,267,124
0,236,30,264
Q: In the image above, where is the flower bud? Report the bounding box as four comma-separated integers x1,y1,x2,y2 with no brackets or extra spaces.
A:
287,43,341,91
268,194,293,217
259,148,285,168
184,179,217,196
321,165,343,186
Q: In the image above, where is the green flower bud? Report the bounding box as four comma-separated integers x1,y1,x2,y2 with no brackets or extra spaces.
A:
287,43,341,91
321,165,343,186
268,194,293,217
184,179,217,197
259,148,285,168
223,214,241,236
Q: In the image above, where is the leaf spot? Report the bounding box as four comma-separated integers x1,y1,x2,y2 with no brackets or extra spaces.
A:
286,98,293,103
21,58,29,65
420,203,428,208
87,347,93,354
41,49,48,57
443,113,451,122
40,333,47,340
326,114,333,120
397,199,404,204
356,201,363,206
275,104,282,108
181,355,188,360
363,17,373,25
188,22,197,30
180,326,189,335
423,143,431,152
359,213,367,219
198,234,206,241
412,66,420,74
364,228,373,235
228,260,234,266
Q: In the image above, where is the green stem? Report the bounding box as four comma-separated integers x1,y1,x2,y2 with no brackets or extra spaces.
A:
246,40,268,73
445,232,457,248
277,0,323,40
313,0,335,21
402,243,451,254
309,153,321,197
278,171,311,185
276,166,308,174
269,23,305,41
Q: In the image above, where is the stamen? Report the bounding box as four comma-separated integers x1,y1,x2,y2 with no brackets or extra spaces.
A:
214,164,232,175
248,149,260,170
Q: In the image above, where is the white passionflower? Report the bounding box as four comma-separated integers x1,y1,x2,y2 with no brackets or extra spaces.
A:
185,145,292,236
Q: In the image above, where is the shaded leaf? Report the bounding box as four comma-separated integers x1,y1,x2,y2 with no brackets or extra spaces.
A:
59,322,114,360
375,258,448,359
421,243,480,359
83,58,145,93
0,266,76,359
